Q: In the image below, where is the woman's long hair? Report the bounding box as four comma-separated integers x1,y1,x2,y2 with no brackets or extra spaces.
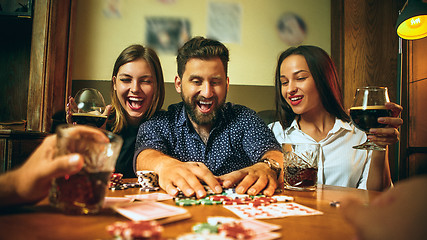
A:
274,45,349,129
110,45,165,133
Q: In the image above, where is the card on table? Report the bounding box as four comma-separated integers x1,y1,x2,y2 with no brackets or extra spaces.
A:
114,201,191,224
224,202,323,219
124,193,173,201
103,197,134,208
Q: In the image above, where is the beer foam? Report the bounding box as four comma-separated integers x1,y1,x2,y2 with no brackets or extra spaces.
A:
350,106,388,110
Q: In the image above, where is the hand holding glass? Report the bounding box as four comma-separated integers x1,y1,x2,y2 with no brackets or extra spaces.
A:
49,125,123,215
350,87,391,151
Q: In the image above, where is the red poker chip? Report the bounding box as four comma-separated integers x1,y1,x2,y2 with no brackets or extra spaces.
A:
218,222,255,239
209,195,233,201
106,220,163,239
110,173,124,188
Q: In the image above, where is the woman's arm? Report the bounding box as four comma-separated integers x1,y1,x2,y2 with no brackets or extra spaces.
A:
367,147,392,191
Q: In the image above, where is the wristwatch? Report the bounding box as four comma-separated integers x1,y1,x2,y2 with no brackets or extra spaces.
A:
259,158,281,180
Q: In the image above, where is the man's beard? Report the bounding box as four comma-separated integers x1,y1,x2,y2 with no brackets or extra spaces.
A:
181,94,226,126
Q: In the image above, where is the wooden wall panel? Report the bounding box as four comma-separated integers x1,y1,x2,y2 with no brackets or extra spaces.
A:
27,0,49,131
331,0,404,182
27,0,73,132
341,0,400,109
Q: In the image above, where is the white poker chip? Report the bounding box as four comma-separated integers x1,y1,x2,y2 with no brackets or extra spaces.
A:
136,171,159,188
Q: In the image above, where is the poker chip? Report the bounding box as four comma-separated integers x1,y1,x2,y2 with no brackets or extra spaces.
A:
209,195,232,201
109,173,124,188
174,196,198,202
199,198,222,205
175,199,200,206
123,183,141,188
218,222,255,240
192,223,218,234
106,220,163,239
140,186,160,192
137,171,159,188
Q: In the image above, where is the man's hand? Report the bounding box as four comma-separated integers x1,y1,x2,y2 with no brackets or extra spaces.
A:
137,149,222,198
66,96,112,130
368,102,403,146
0,126,108,207
66,96,77,124
218,162,278,196
158,161,223,198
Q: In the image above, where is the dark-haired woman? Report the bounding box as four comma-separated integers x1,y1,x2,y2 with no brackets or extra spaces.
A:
269,45,402,191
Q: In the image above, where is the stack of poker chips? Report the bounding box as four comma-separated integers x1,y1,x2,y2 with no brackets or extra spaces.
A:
109,173,124,190
137,171,160,191
106,220,163,240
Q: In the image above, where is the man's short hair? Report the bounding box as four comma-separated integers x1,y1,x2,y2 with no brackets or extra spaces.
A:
177,36,229,78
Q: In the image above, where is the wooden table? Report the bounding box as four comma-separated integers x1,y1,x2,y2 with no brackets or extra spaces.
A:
0,183,380,239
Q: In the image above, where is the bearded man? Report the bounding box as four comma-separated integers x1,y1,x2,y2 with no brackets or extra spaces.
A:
134,37,282,198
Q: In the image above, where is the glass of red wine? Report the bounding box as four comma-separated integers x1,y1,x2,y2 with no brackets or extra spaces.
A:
350,87,391,151
72,88,108,128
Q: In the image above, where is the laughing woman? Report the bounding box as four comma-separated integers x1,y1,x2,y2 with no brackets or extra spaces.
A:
67,45,165,178
269,45,402,191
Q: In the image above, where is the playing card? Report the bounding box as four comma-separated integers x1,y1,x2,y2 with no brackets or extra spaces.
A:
238,218,281,232
125,193,173,201
224,202,323,219
103,197,134,208
114,201,191,223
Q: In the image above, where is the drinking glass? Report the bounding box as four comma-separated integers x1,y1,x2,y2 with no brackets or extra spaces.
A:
349,86,391,151
72,88,108,127
49,124,123,215
283,143,320,191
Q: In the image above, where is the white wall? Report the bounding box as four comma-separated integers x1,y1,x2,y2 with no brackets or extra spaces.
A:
71,0,330,86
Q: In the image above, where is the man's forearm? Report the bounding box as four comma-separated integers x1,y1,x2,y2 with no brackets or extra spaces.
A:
136,149,181,175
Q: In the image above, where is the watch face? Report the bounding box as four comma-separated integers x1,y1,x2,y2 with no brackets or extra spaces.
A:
271,159,280,168
262,158,281,172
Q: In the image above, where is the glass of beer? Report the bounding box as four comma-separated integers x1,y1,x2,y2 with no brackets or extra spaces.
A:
72,88,108,127
350,87,391,151
49,125,123,215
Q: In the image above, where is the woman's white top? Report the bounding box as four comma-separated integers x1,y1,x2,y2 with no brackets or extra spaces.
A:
269,118,372,189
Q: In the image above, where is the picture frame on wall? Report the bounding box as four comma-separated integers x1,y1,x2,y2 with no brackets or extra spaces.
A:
0,0,33,17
